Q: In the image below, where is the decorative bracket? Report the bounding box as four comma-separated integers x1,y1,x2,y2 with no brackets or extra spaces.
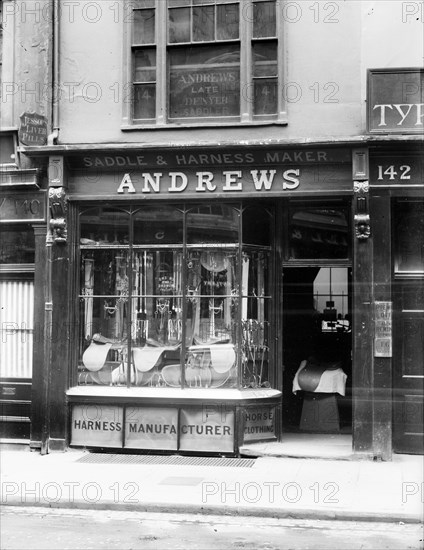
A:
353,180,371,240
49,187,67,244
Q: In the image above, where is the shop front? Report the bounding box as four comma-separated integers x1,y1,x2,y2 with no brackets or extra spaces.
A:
369,147,424,455
367,68,424,456
39,144,357,455
0,169,47,441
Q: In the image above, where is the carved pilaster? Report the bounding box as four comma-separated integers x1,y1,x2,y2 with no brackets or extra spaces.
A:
49,187,67,244
353,180,370,240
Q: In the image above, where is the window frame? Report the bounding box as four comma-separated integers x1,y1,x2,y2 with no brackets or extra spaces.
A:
74,202,275,391
122,0,287,129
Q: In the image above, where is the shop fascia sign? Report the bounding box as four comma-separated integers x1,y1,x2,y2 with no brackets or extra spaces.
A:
116,168,301,195
368,68,424,134
68,148,352,196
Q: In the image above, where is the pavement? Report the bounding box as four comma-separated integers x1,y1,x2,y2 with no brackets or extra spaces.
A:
1,445,423,524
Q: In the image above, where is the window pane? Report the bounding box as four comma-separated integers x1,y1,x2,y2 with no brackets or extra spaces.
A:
80,207,130,245
133,0,155,7
187,204,239,244
184,342,238,388
254,78,277,115
185,248,238,345
243,205,272,246
134,49,156,82
241,249,271,388
133,9,155,44
395,201,424,272
133,206,183,245
0,135,15,165
80,250,130,338
253,41,277,77
253,1,276,38
193,6,215,42
0,226,34,264
288,206,349,259
133,84,156,119
169,44,240,119
169,7,191,43
217,3,239,40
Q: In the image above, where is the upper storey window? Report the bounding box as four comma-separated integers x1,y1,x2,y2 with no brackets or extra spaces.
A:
126,0,285,127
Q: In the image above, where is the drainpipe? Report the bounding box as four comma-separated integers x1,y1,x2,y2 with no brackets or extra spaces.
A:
41,0,59,455
48,0,59,145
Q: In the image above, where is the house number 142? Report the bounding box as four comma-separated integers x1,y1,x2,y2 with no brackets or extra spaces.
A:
377,165,411,180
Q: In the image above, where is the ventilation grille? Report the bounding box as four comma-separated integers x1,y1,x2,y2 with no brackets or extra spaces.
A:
76,454,256,468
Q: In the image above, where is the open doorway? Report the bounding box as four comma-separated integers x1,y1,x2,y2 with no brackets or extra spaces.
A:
282,267,352,434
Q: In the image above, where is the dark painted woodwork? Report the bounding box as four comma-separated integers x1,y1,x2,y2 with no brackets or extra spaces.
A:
352,205,374,455
47,241,70,450
370,194,392,460
30,224,47,449
393,278,424,454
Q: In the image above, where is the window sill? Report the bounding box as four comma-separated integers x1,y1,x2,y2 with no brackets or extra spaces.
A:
121,119,288,131
66,385,281,404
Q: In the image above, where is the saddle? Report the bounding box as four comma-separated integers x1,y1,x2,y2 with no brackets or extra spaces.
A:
297,358,342,392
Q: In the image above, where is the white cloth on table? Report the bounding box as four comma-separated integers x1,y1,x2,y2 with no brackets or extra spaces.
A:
292,360,347,396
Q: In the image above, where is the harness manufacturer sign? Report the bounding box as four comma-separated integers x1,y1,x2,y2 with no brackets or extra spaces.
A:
124,407,178,450
71,405,123,447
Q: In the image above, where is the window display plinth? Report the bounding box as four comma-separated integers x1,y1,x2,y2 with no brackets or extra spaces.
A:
67,387,281,455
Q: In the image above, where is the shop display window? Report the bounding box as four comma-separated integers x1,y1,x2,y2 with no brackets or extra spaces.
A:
0,225,35,265
77,203,273,389
288,205,350,260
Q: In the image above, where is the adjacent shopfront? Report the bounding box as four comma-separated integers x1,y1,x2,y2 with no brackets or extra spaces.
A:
367,67,424,455
0,168,47,440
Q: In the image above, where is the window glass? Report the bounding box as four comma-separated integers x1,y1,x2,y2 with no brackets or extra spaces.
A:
0,226,35,264
77,203,273,390
133,205,183,245
133,9,156,44
193,6,215,41
169,8,191,43
242,205,272,246
288,206,349,260
253,42,277,77
184,247,238,388
80,207,130,245
169,44,240,119
0,135,15,165
134,49,156,82
241,249,271,388
133,48,157,120
187,204,239,244
217,3,239,40
253,1,276,38
394,201,424,272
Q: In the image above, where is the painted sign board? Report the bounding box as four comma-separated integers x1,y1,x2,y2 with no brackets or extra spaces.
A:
374,301,392,358
124,407,178,450
367,69,424,134
71,404,124,447
179,406,234,452
19,112,48,146
0,191,46,223
69,148,351,172
68,164,352,199
369,155,423,187
243,406,276,443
